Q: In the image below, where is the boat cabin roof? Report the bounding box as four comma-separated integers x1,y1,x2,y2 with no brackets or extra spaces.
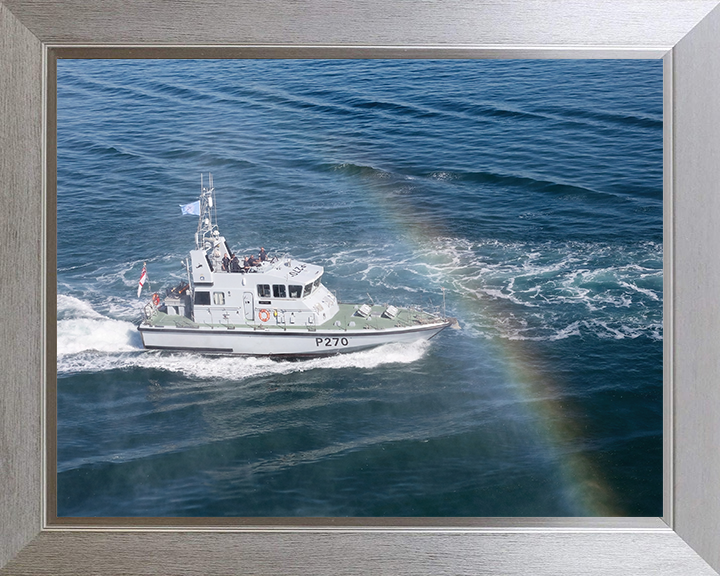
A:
190,247,323,288
255,258,323,285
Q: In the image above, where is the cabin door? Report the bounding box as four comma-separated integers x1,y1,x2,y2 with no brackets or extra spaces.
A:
243,292,254,321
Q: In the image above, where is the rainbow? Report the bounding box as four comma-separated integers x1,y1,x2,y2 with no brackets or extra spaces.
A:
359,165,622,517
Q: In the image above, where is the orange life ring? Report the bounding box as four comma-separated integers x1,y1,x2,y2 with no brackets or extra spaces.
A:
152,293,160,306
258,309,270,322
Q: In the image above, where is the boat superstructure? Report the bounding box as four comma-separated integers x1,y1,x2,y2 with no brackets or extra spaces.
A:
138,174,453,356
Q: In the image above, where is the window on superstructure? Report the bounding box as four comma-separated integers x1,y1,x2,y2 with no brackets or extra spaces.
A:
313,277,321,289
194,291,210,306
257,284,271,298
303,283,313,297
273,285,286,298
289,285,302,299
213,292,225,305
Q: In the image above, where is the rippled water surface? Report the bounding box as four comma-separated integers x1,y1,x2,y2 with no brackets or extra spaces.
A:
57,60,662,517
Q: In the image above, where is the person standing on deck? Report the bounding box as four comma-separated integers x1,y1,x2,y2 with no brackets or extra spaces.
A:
230,254,241,273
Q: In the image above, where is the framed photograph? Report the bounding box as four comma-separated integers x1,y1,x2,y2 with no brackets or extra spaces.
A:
2,1,720,575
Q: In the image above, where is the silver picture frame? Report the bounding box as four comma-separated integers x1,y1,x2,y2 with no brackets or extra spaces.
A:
2,1,720,574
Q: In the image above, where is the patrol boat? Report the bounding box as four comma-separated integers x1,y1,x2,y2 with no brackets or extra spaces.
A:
138,174,453,356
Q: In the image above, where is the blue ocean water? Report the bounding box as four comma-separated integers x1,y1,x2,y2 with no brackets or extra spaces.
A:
56,59,663,517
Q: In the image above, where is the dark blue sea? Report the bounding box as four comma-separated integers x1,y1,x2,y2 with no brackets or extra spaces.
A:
56,59,663,517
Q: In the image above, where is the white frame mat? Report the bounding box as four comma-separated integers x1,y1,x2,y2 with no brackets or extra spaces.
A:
2,1,720,574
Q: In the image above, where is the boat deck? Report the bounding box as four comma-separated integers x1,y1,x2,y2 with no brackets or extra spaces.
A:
142,303,446,332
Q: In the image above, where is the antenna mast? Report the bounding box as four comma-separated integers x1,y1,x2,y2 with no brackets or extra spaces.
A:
195,173,217,250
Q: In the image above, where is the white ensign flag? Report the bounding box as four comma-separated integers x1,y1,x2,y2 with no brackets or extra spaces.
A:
137,263,148,297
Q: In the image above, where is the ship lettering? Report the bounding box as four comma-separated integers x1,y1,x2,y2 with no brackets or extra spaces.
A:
315,337,350,347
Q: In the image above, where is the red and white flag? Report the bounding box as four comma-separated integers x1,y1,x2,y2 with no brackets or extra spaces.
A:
137,263,148,297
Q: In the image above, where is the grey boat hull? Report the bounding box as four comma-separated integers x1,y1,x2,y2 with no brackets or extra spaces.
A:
138,321,449,356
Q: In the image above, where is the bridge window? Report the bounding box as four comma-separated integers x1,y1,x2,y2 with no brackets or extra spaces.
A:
289,285,302,299
303,283,313,297
257,284,271,298
273,284,286,298
194,291,210,305
313,277,322,289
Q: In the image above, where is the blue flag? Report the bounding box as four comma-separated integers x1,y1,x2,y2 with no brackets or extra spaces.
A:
179,200,201,216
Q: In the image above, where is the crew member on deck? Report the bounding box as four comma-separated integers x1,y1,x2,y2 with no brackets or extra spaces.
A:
222,253,230,272
248,254,259,267
259,247,267,262
230,254,241,273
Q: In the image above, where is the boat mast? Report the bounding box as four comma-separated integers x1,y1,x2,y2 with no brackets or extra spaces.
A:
195,173,218,251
